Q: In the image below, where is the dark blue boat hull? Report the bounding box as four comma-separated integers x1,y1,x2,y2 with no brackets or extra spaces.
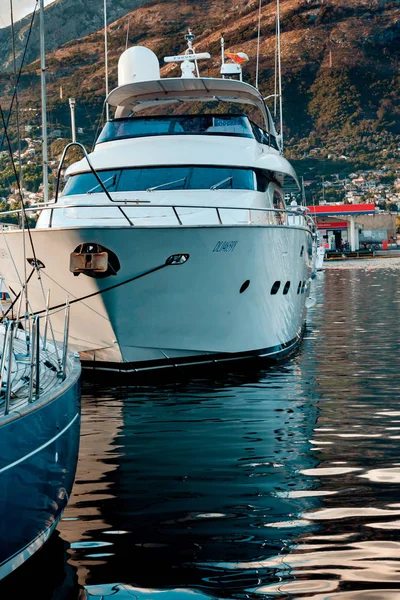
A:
0,377,81,579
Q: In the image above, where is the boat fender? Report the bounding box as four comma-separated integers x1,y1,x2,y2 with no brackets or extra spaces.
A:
305,296,316,309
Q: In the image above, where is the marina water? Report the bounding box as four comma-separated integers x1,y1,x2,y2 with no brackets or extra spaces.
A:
2,260,400,599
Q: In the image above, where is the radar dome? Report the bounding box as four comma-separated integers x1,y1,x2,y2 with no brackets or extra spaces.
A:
118,46,160,86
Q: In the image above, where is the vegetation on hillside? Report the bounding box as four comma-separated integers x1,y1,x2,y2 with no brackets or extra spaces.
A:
0,0,398,172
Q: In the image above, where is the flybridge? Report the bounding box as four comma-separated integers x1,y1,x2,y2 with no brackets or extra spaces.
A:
105,29,272,136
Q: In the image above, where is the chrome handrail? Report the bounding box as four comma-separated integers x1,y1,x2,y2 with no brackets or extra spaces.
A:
0,297,71,410
0,203,314,230
59,299,70,382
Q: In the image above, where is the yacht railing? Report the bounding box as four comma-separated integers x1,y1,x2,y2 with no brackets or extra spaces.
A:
0,301,71,416
0,203,316,231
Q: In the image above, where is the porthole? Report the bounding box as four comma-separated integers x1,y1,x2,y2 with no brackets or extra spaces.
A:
301,280,306,294
283,281,290,295
240,280,250,294
271,281,281,295
297,281,302,294
300,246,304,257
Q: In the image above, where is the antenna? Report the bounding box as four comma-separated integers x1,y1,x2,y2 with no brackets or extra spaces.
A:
164,29,210,78
10,0,28,324
39,0,49,203
301,176,306,206
125,18,130,50
104,0,109,120
274,19,278,119
255,0,262,89
69,98,76,142
9,0,22,190
276,0,283,153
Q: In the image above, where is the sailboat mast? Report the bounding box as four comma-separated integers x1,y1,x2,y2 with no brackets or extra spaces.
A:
39,0,49,203
276,0,283,153
104,0,109,121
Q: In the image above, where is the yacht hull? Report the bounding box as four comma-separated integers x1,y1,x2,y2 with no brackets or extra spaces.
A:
0,367,81,580
0,225,313,371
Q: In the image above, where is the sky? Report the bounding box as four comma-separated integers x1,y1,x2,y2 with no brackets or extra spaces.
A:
0,0,55,28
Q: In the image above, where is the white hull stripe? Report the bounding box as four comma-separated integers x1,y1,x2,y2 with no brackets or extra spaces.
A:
0,412,80,474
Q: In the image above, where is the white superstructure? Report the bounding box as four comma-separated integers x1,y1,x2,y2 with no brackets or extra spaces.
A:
0,32,317,372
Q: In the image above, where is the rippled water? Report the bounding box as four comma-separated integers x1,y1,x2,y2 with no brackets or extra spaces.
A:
3,260,400,599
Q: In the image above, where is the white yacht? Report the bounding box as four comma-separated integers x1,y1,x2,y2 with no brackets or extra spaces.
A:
0,32,317,372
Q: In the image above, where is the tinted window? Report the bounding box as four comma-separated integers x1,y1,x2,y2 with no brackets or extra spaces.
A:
97,115,254,143
283,281,290,295
249,120,280,151
256,170,272,192
62,170,119,196
62,166,256,196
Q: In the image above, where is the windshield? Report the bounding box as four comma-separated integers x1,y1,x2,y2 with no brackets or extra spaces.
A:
96,115,255,144
62,166,257,197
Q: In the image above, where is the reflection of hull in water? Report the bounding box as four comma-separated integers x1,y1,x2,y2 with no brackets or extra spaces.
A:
316,246,325,270
57,364,321,593
0,225,313,372
0,530,81,598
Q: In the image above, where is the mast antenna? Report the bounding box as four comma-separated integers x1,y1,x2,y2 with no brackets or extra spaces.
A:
104,0,109,120
9,0,22,190
255,0,262,89
301,176,306,206
276,0,283,153
125,18,130,50
39,0,49,203
10,0,28,326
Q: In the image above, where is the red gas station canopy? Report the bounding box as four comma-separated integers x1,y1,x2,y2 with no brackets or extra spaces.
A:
309,204,375,216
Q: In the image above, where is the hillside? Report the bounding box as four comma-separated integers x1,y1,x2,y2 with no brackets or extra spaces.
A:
0,0,399,170
0,0,146,71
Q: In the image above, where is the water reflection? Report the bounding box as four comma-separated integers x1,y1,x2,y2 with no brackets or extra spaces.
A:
67,358,321,594
2,264,400,599
202,266,400,598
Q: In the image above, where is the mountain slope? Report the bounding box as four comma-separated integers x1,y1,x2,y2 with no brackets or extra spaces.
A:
0,0,147,71
0,0,399,167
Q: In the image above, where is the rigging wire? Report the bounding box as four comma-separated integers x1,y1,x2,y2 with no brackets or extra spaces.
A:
104,0,109,121
274,18,278,120
10,0,29,333
255,0,262,89
91,100,107,151
0,1,64,365
0,104,62,357
0,105,38,268
39,0,49,203
0,0,38,154
41,270,112,322
9,0,23,188
28,262,171,318
276,0,283,153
